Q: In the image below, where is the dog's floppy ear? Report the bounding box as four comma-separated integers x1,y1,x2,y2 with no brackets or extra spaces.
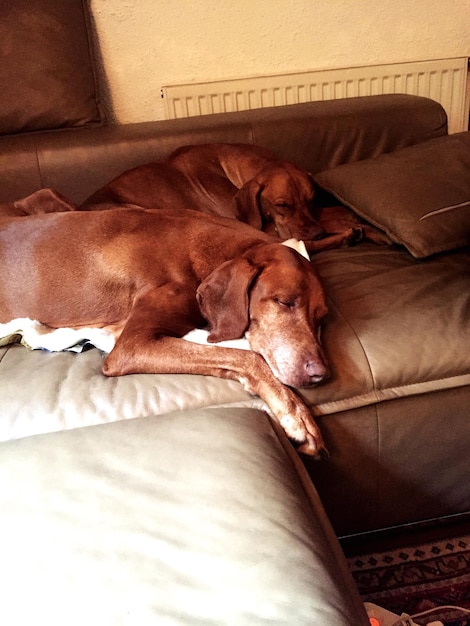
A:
196,257,260,342
233,179,264,230
13,188,77,215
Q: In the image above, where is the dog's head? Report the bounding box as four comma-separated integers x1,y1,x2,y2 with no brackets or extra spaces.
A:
196,243,329,388
234,163,324,240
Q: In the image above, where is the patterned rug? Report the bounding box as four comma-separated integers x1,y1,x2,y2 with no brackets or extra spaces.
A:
347,535,470,625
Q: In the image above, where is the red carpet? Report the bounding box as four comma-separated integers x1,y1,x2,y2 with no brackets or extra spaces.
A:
347,535,470,625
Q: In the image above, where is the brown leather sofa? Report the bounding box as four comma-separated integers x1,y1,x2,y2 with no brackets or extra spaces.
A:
0,2,469,624
2,93,469,533
1,95,469,626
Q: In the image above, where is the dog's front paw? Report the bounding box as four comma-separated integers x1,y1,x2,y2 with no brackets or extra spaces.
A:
296,435,330,460
344,226,364,246
280,414,328,460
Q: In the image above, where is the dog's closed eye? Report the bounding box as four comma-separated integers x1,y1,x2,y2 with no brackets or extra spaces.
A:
274,201,291,216
273,297,296,309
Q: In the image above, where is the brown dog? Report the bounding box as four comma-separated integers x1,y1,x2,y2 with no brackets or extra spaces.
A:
80,142,370,252
81,143,391,250
0,207,330,457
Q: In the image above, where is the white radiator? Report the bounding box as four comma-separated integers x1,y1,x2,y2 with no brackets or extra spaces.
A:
162,57,469,134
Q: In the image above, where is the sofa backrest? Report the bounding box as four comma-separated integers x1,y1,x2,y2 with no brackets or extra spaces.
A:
0,0,104,137
0,94,447,204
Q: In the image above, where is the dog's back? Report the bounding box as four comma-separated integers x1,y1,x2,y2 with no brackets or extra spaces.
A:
0,208,271,326
80,144,276,215
0,206,329,456
167,143,274,185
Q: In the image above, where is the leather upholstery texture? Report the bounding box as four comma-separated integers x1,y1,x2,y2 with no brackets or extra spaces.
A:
0,12,462,620
0,94,468,539
0,408,369,625
0,0,104,135
0,94,447,203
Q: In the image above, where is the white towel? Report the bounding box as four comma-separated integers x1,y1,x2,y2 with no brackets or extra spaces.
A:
0,318,115,353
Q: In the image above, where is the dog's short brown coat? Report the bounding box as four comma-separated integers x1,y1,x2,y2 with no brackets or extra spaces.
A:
81,142,390,250
81,143,323,239
0,207,330,457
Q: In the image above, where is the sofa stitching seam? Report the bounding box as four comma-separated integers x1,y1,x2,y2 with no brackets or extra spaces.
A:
314,373,470,413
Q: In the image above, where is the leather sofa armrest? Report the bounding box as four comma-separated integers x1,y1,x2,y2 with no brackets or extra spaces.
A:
0,407,368,625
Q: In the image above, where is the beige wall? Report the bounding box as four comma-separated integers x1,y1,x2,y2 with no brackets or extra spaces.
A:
90,0,469,124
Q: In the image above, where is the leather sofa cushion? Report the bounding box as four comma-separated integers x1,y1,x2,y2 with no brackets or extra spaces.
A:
306,386,470,536
315,132,470,258
0,408,368,625
301,244,470,414
0,0,104,135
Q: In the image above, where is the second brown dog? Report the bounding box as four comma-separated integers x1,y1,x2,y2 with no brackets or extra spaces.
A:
81,143,323,239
